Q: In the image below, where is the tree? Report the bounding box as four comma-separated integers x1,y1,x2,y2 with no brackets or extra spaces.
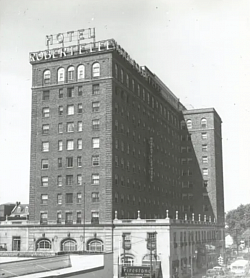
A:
225,204,250,244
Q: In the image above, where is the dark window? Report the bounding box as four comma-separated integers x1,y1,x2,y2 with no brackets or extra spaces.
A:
92,84,100,95
66,157,73,168
59,89,63,98
58,158,62,168
42,91,50,101
78,86,83,96
91,211,99,224
66,175,73,186
65,212,73,224
65,193,73,204
67,88,74,98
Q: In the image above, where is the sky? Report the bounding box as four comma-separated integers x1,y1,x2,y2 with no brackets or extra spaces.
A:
0,0,249,212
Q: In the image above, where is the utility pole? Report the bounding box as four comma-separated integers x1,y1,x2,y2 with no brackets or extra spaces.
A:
83,182,86,252
191,243,193,278
122,234,126,278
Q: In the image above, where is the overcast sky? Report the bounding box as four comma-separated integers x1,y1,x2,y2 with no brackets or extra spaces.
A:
0,0,249,212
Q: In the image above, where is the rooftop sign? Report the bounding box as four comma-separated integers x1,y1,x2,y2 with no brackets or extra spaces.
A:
45,28,95,47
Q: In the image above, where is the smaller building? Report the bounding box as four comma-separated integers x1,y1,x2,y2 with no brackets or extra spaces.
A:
113,211,224,278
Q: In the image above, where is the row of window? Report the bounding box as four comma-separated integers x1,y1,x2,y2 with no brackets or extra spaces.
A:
41,173,100,187
114,80,179,129
182,193,208,200
42,119,100,135
181,180,208,188
42,101,100,118
173,230,218,245
36,238,103,252
42,156,101,169
40,210,100,224
43,63,100,85
40,192,100,205
43,84,100,100
184,118,208,129
114,100,179,134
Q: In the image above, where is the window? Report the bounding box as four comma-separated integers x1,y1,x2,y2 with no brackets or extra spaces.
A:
42,107,49,118
41,176,48,187
58,158,62,168
202,156,208,163
67,122,74,132
59,88,63,98
126,74,129,87
66,157,73,168
92,155,100,166
43,70,51,84
58,123,63,133
186,119,192,129
41,159,49,169
58,140,63,151
42,90,50,100
77,121,83,132
203,205,209,212
92,138,100,149
202,144,208,151
203,180,208,188
92,62,100,77
66,176,73,186
57,176,62,186
57,212,62,224
58,106,63,116
77,156,82,167
77,65,85,80
58,68,65,82
92,174,99,185
77,139,82,149
78,103,83,113
77,175,82,185
202,168,208,176
91,211,99,224
42,142,49,152
67,105,74,115
65,193,73,204
92,119,100,130
65,212,73,224
201,132,207,139
132,79,135,92
203,193,208,199
78,86,83,96
41,194,48,205
201,118,207,128
92,192,99,202
77,193,82,203
77,212,82,223
42,124,49,135
114,64,118,78
67,140,74,150
40,212,48,224
57,194,62,204
67,87,74,98
88,239,103,252
92,102,100,112
120,69,124,83
67,66,74,81
92,84,100,95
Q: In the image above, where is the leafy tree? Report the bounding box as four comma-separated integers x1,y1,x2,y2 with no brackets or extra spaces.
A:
225,204,250,243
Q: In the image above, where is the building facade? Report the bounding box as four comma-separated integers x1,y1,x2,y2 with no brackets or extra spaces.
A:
29,37,224,228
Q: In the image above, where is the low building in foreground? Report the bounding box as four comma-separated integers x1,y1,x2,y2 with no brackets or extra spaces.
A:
0,211,224,278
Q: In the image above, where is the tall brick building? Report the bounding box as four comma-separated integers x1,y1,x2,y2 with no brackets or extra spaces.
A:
28,35,224,228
